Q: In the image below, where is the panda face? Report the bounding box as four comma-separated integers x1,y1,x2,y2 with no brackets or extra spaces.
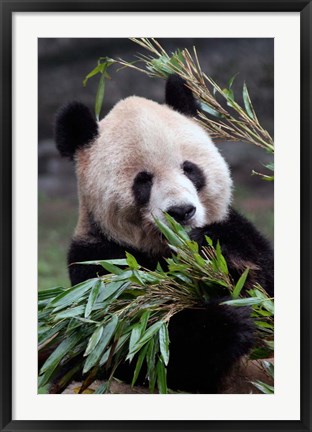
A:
132,160,207,229
75,96,232,253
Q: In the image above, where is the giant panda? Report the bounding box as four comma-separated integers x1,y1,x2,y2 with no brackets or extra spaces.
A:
55,75,274,393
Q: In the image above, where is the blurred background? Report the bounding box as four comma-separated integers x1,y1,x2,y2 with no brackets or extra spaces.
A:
38,38,274,290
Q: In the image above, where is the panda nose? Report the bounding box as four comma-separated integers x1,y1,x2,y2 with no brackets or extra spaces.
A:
167,205,196,223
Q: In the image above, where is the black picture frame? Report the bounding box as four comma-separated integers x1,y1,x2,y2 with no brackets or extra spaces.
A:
1,1,311,431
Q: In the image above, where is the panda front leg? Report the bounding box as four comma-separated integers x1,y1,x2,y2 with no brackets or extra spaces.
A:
167,301,255,393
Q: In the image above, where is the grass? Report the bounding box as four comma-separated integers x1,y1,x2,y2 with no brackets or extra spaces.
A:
38,194,77,290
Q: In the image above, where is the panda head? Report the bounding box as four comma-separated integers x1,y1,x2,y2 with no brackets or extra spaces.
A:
55,75,232,254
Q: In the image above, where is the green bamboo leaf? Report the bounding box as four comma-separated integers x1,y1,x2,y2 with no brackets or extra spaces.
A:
200,101,223,118
146,338,157,393
251,380,274,394
131,343,149,386
100,281,130,302
164,213,190,242
75,258,128,266
223,88,234,101
156,358,168,394
38,286,65,301
125,252,139,270
232,268,249,299
227,72,239,89
140,310,150,332
50,279,97,311
154,217,184,248
255,321,273,330
264,161,274,172
95,382,109,394
266,340,274,350
85,280,102,318
99,261,124,275
249,346,273,360
38,321,67,345
83,315,118,374
253,289,274,314
128,322,143,361
83,63,104,87
205,235,213,246
84,325,104,357
243,82,254,119
53,305,85,320
40,332,82,376
38,384,50,394
129,321,163,357
221,297,265,307
99,347,111,367
215,241,228,274
159,323,170,366
262,360,274,378
95,73,105,121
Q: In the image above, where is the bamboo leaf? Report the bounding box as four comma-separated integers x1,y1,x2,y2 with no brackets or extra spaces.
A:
131,343,149,386
50,279,96,311
95,73,105,121
221,297,266,307
154,217,184,248
38,287,65,301
40,332,82,376
200,101,223,118
83,315,118,374
232,268,249,299
251,380,274,394
38,321,67,345
126,252,140,270
83,63,104,87
243,82,254,119
84,325,104,357
85,280,102,318
156,358,168,394
100,281,130,302
99,261,124,275
128,322,143,362
262,360,274,378
227,72,239,89
129,321,163,357
95,382,109,394
75,258,128,266
53,305,85,320
159,323,170,366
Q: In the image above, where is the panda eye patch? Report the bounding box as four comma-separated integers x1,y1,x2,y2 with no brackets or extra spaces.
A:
182,161,206,191
132,171,153,206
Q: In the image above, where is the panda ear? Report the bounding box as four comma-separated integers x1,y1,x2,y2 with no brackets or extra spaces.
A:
165,74,199,117
54,102,98,159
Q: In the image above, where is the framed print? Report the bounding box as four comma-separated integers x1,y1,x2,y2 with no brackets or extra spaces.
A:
1,1,311,431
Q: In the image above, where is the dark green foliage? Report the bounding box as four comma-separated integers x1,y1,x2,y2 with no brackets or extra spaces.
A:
38,215,274,394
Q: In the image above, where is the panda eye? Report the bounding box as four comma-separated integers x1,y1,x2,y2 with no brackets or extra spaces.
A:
132,171,153,206
182,161,206,191
182,161,195,174
135,171,153,183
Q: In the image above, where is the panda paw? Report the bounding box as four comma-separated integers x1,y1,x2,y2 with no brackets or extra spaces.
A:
167,301,255,393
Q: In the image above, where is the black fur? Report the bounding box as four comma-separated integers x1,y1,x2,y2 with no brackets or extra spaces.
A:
165,74,199,116
67,208,272,393
182,160,206,191
68,234,168,287
132,171,154,206
55,102,98,159
191,208,274,297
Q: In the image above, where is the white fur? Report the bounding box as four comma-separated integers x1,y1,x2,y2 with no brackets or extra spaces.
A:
75,96,232,253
